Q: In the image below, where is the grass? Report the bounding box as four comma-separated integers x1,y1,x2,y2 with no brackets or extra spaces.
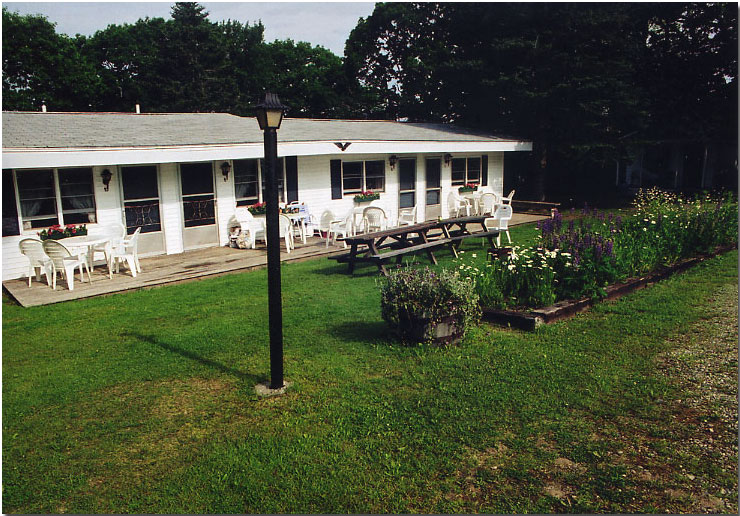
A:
2,221,737,513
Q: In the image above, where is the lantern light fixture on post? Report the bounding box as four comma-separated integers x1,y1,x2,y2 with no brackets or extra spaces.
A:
444,153,453,166
101,169,113,191
220,161,231,182
389,155,398,170
254,92,289,394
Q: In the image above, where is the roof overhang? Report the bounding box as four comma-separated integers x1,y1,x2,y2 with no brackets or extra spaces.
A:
2,139,532,170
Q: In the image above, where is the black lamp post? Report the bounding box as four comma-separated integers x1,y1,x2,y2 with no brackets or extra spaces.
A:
255,92,287,390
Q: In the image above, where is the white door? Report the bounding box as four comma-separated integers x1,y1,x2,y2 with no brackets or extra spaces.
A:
425,158,442,220
121,165,165,254
180,162,219,250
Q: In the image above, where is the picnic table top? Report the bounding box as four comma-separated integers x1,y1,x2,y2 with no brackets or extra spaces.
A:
339,215,493,244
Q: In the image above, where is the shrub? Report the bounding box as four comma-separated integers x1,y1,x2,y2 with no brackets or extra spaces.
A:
456,188,737,310
379,266,480,343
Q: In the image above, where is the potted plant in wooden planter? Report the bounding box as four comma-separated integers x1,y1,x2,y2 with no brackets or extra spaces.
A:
379,266,480,346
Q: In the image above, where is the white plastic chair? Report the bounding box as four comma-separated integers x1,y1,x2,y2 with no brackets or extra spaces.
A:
328,211,354,248
397,206,417,226
18,238,52,288
318,210,336,245
232,207,263,248
278,214,294,253
500,189,516,205
447,191,471,217
362,206,388,233
483,204,513,246
42,239,91,291
89,223,126,271
109,227,142,277
478,192,499,216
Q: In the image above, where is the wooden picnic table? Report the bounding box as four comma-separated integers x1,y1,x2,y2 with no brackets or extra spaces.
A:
331,215,500,275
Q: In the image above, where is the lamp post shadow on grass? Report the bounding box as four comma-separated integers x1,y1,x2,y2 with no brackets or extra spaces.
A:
123,331,266,385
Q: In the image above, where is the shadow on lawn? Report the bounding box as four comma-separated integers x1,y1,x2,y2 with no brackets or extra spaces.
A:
124,331,266,385
329,320,391,345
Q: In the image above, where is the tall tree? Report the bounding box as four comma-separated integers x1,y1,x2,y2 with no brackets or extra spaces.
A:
2,8,100,111
345,3,654,200
641,3,737,144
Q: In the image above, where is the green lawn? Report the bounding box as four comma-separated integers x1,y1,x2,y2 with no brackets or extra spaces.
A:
3,222,737,513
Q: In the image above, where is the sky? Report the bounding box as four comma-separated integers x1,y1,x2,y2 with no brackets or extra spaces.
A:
2,1,376,56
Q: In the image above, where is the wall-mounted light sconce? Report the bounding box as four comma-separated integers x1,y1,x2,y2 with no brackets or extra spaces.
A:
101,168,113,191
220,161,231,182
389,155,398,170
444,153,453,166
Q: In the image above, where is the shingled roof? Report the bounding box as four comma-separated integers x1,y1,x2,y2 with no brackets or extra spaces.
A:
3,111,520,149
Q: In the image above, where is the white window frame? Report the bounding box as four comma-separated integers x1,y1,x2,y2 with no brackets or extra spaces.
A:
13,167,97,230
341,159,386,196
234,158,287,206
450,157,482,186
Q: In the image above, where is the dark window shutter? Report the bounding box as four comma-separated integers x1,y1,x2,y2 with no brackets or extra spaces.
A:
330,159,342,199
286,156,298,203
481,155,488,186
2,170,20,236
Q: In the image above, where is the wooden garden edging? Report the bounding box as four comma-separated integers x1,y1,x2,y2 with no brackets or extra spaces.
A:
481,244,737,331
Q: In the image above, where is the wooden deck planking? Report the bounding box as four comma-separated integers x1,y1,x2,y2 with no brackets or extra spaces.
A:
3,214,547,307
4,237,344,307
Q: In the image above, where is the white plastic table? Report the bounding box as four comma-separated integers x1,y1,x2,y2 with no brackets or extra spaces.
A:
63,235,113,275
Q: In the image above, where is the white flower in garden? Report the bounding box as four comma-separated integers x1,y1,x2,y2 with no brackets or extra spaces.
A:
471,253,477,258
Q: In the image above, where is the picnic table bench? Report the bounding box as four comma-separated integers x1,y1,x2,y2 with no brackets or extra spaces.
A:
329,215,499,275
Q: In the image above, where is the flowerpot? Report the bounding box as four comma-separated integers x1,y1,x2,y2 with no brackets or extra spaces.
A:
397,313,464,346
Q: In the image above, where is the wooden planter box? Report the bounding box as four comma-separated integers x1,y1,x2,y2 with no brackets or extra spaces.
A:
395,314,464,346
481,245,737,331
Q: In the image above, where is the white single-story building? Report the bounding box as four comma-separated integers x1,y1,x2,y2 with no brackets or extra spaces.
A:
2,111,532,281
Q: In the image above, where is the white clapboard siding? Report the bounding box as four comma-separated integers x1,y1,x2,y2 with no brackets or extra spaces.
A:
2,152,508,281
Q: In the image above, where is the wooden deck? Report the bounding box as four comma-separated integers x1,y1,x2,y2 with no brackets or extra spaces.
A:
3,213,547,307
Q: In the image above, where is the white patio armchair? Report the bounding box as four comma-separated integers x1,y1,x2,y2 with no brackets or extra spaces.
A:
317,210,336,244
447,191,472,217
483,204,513,246
88,223,126,271
18,238,52,288
478,192,499,216
328,211,354,248
397,206,417,226
109,227,142,277
263,214,294,253
42,239,92,291
362,206,388,233
232,207,264,249
500,189,516,205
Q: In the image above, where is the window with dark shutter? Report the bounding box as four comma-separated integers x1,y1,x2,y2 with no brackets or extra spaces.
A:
285,156,298,203
2,170,20,236
481,155,488,186
330,160,342,199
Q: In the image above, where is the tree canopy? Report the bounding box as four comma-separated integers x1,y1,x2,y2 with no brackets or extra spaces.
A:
3,2,736,198
2,2,351,117
344,3,736,198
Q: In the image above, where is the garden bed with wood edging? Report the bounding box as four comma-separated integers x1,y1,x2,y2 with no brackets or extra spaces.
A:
481,244,737,331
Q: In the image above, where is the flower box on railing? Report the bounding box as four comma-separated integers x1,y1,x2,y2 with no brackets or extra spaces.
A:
458,183,479,193
354,191,380,203
38,224,88,241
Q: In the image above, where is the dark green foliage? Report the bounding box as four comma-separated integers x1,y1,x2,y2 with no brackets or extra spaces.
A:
1,2,350,117
344,3,737,199
2,7,101,111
